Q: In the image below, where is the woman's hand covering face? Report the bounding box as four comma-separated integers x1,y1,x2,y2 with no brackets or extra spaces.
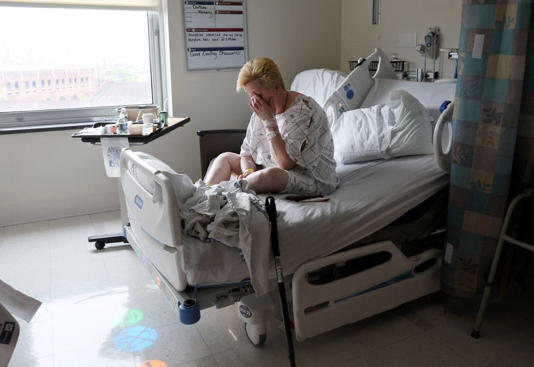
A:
249,93,275,121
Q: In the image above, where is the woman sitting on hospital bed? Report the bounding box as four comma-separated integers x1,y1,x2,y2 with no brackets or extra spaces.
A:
204,57,339,196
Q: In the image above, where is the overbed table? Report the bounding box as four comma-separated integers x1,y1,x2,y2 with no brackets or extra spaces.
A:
72,117,190,249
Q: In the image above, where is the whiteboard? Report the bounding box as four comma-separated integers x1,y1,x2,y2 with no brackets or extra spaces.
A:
183,0,248,71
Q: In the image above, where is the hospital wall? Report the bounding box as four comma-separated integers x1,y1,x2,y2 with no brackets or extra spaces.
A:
340,0,463,79
0,0,341,227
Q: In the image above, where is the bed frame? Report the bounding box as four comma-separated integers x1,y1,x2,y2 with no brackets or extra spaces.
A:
120,144,446,346
118,49,455,347
197,128,447,341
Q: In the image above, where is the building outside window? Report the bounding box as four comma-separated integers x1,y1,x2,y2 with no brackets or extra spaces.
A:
0,2,164,129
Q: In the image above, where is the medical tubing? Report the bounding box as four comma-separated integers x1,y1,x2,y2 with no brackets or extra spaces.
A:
265,196,296,367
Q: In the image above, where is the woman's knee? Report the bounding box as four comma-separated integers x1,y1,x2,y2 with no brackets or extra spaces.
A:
212,152,241,172
215,152,238,163
205,152,240,183
258,167,288,190
260,167,285,180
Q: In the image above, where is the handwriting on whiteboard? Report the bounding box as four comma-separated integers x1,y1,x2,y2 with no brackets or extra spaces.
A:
183,1,247,70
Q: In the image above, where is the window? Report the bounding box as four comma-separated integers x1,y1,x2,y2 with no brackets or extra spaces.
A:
0,3,165,129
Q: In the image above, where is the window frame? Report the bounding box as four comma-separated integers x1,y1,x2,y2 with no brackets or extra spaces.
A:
0,7,166,131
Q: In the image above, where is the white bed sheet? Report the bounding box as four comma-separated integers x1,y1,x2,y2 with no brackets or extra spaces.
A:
180,154,448,286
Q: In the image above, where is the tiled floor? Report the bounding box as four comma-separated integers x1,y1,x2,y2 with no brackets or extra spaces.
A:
1,211,533,367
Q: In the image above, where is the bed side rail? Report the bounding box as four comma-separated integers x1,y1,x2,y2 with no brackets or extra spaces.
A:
323,48,396,126
197,129,246,177
120,149,182,248
433,100,454,173
292,241,441,341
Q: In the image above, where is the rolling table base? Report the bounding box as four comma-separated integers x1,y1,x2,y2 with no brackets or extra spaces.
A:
88,233,128,250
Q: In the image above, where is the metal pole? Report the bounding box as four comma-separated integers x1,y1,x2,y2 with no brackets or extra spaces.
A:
471,189,533,338
265,196,296,367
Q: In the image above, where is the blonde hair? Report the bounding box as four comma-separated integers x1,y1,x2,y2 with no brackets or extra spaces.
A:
236,57,285,92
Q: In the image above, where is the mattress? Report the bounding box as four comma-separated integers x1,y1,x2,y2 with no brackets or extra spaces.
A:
180,154,449,286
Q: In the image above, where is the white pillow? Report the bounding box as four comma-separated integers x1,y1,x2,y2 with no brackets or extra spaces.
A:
331,90,433,165
361,78,456,123
331,105,393,164
387,90,433,157
290,68,347,108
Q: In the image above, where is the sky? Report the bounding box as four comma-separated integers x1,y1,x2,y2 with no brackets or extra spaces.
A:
0,6,151,69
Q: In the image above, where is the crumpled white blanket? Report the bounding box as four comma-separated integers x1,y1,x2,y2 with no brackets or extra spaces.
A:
133,152,275,295
178,180,240,239
178,179,273,296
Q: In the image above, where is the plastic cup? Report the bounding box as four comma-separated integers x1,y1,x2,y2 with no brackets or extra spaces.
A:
159,111,168,126
142,113,153,136
142,113,153,124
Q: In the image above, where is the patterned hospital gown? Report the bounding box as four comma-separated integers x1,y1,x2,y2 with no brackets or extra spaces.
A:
240,94,339,195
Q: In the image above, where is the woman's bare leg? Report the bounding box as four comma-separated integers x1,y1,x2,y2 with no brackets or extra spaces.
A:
204,152,242,184
245,167,288,193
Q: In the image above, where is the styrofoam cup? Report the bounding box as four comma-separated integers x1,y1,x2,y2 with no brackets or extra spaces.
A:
142,113,153,124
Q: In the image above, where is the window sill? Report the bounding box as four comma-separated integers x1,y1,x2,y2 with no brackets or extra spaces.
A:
0,122,95,135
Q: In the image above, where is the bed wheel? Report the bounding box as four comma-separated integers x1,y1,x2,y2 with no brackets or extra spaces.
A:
95,241,106,250
245,323,266,347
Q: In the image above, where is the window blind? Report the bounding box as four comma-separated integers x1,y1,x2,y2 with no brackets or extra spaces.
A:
0,0,159,10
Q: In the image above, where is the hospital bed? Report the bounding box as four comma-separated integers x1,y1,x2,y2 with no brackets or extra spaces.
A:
118,49,456,347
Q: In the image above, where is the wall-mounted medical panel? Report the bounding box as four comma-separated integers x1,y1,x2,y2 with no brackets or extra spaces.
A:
183,0,248,71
